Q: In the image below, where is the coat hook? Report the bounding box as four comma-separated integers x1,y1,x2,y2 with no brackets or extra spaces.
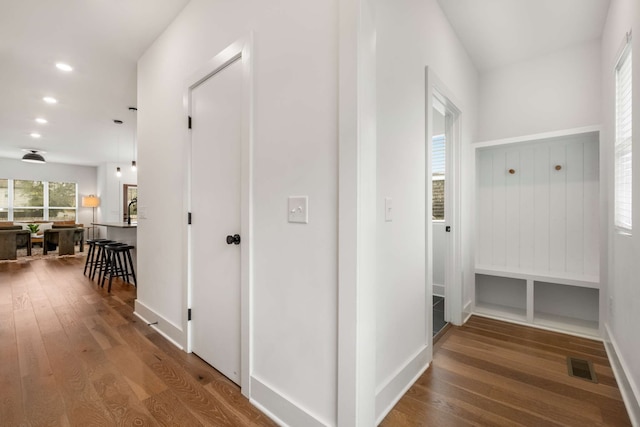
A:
508,169,516,175
555,165,562,171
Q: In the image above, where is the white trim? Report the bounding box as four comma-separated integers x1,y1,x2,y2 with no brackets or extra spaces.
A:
250,377,328,427
604,325,640,427
375,346,430,423
474,125,601,149
134,300,185,349
426,67,464,333
183,34,254,397
433,283,445,297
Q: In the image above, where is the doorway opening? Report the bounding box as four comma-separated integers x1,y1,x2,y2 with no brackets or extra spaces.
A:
426,68,462,348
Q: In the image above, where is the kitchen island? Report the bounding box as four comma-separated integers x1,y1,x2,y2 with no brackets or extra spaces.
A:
92,222,137,274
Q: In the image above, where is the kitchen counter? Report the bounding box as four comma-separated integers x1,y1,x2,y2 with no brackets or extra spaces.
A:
92,222,138,274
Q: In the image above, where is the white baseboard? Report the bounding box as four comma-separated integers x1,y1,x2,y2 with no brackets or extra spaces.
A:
250,376,328,427
433,284,445,297
375,345,430,423
463,300,472,323
134,300,185,350
604,324,640,427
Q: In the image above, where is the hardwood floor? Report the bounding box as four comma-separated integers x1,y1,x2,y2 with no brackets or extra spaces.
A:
1,257,632,426
0,257,275,426
381,316,632,426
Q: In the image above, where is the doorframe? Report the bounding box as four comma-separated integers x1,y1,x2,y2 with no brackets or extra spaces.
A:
183,35,254,396
425,68,463,340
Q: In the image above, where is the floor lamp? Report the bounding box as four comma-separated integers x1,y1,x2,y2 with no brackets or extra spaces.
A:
82,195,100,239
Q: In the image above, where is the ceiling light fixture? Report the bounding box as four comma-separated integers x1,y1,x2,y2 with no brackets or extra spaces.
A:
35,118,48,124
22,150,46,164
114,119,123,177
30,132,41,138
55,62,73,72
129,106,137,172
43,96,58,104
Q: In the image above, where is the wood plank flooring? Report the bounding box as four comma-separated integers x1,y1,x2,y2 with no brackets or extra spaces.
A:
381,316,632,426
1,257,632,426
0,257,275,426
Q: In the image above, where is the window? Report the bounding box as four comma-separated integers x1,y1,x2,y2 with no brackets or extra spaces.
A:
615,40,632,232
14,180,44,221
0,179,77,221
0,179,7,220
432,134,446,220
49,181,77,221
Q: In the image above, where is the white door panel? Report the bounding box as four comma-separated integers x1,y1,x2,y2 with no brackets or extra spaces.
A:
191,58,242,384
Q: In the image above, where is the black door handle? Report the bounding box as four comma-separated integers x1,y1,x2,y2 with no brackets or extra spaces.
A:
226,234,241,245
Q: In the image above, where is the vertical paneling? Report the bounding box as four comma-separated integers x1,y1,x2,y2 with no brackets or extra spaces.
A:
583,138,599,276
519,147,535,270
549,144,567,273
492,150,507,266
505,150,520,268
565,141,584,274
476,133,599,279
533,145,550,271
476,150,493,266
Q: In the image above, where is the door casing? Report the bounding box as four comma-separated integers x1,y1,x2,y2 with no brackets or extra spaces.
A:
184,35,253,396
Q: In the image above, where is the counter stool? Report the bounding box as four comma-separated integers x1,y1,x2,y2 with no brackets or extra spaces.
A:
91,240,118,281
84,239,107,276
102,244,137,292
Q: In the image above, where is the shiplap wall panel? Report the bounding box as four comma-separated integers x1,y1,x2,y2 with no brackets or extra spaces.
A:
477,150,494,266
476,132,599,279
583,138,599,276
505,150,520,268
566,141,585,274
519,147,535,270
549,144,567,273
492,150,507,266
533,144,551,271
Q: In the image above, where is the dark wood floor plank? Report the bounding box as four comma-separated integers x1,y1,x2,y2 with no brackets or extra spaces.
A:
382,316,632,426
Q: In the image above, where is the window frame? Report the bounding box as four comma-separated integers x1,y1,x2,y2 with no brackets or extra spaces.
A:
0,179,78,222
614,35,633,235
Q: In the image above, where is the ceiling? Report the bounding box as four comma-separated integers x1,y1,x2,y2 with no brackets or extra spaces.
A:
437,0,611,72
0,0,190,166
1,0,612,167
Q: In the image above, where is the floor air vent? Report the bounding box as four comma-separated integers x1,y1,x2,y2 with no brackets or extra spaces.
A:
567,357,597,383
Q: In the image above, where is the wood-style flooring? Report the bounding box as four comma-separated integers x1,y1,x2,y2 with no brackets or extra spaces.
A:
382,316,632,426
0,256,275,426
1,257,632,426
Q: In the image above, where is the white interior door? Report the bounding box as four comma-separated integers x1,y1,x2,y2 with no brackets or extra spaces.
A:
190,58,242,385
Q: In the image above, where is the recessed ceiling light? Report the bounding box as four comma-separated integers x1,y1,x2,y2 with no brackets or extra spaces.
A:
55,62,73,72
35,118,48,124
43,96,57,104
30,132,41,138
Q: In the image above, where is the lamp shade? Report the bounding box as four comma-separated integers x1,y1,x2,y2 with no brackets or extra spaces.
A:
22,150,46,164
82,195,100,208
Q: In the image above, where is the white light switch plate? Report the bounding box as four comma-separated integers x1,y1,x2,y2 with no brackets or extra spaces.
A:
288,196,308,224
385,197,393,221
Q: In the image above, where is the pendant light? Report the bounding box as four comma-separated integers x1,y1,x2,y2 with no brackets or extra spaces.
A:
129,107,138,171
114,119,123,176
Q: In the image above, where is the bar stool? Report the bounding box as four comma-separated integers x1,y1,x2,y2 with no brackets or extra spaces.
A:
91,240,117,281
102,244,137,292
83,238,107,276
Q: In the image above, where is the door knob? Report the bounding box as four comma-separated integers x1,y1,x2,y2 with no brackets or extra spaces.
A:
226,234,241,245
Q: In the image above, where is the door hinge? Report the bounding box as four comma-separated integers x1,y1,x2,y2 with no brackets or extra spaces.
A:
188,212,192,225
446,226,451,232
188,116,192,129
188,308,192,321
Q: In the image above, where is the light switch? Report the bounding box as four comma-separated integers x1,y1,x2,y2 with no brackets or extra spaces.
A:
288,196,308,224
385,197,393,221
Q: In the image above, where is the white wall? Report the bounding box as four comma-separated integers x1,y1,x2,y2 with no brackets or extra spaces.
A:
0,158,97,227
601,0,640,423
137,0,338,425
375,0,478,419
478,40,602,142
